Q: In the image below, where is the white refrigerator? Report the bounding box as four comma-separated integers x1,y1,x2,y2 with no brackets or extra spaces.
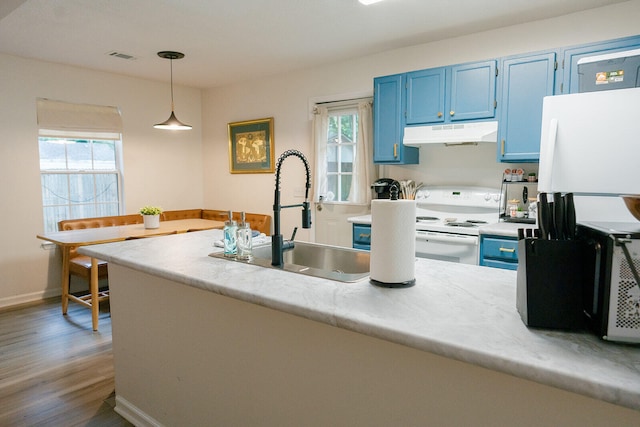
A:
538,87,640,222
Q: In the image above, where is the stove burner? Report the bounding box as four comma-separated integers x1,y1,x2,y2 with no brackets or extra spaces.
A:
416,216,439,222
446,222,477,228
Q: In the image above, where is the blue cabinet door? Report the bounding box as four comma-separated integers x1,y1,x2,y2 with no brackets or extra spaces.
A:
498,52,557,162
373,74,419,164
449,60,497,121
406,67,446,125
561,35,640,94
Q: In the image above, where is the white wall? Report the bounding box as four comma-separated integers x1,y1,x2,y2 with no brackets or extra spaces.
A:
2,0,639,306
0,54,203,306
201,0,640,241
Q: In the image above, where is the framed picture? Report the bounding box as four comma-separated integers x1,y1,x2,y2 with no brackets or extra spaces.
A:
228,117,275,174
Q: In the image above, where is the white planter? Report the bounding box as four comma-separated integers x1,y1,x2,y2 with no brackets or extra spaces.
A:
143,214,160,229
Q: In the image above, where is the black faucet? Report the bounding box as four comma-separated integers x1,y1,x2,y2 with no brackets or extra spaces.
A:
272,150,312,266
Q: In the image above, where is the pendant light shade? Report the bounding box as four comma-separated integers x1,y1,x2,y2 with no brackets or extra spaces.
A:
154,51,192,130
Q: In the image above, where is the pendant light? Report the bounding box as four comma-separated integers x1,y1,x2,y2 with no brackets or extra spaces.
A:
154,51,192,130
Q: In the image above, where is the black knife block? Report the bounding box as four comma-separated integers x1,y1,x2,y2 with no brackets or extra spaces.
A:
516,238,587,330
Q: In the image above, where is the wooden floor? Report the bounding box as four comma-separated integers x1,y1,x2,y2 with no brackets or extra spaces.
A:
0,297,132,426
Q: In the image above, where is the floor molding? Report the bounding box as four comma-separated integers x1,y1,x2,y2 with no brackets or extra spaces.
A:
115,395,164,427
0,288,60,309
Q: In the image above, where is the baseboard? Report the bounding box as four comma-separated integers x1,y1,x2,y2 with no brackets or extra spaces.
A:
115,395,164,427
0,288,60,309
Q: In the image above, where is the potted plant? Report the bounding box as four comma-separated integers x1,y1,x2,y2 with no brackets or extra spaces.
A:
527,172,537,182
139,206,163,229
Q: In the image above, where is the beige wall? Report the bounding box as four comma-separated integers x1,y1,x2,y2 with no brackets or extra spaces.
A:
2,0,639,306
0,54,203,306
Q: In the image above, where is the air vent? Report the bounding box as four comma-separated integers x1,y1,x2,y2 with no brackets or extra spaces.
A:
107,51,137,60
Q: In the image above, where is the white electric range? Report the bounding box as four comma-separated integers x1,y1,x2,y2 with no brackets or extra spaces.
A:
413,186,502,264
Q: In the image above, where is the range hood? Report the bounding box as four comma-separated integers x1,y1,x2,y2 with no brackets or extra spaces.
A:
403,121,498,146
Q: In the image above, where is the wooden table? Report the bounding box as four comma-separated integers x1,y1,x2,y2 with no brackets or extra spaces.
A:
37,219,224,331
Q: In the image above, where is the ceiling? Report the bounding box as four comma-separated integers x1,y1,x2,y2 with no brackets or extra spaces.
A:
0,0,629,89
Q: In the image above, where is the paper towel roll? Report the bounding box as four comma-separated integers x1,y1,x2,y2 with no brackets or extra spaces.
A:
369,198,416,288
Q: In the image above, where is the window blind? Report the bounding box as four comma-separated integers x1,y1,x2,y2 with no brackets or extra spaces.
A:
36,98,123,139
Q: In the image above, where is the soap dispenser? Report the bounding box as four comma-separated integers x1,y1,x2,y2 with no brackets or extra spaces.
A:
236,211,252,260
223,210,237,257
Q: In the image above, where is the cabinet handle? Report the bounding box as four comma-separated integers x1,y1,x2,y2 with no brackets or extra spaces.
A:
501,139,505,156
449,110,455,116
393,143,398,158
499,247,515,253
359,233,371,239
437,112,443,118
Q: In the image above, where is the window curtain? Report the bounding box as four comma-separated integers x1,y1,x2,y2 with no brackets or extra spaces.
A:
312,105,329,203
348,101,377,205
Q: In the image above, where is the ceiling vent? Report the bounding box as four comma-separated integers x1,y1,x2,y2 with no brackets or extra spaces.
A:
107,51,137,60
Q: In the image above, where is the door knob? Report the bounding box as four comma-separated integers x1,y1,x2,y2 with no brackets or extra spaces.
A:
449,110,455,116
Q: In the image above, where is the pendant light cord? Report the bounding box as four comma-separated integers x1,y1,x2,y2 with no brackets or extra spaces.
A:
169,57,175,111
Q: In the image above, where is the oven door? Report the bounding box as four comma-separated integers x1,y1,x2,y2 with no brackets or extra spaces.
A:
415,230,479,264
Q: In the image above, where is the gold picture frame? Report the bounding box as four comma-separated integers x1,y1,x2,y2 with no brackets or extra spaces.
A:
228,117,275,174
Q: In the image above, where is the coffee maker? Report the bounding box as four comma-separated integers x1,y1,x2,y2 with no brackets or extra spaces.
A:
371,178,400,199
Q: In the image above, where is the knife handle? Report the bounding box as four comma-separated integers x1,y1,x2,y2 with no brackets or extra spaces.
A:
564,193,576,239
538,194,550,240
553,192,564,240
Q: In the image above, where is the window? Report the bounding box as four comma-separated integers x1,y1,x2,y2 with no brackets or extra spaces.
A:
313,98,375,205
39,137,123,232
36,99,124,232
326,109,357,202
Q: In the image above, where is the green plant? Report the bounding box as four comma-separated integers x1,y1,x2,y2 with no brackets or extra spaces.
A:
139,205,163,216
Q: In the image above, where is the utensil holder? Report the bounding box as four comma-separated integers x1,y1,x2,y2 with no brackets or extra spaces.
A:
516,238,588,330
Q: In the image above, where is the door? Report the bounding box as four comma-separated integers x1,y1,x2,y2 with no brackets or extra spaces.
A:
406,67,446,124
449,60,497,121
498,52,556,162
373,74,403,163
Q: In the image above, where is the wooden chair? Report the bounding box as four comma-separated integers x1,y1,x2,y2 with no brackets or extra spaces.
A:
57,214,142,292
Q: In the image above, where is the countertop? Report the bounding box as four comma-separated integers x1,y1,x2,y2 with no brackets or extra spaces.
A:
79,229,640,411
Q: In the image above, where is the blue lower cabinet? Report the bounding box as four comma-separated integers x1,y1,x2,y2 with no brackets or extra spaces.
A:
480,235,518,270
352,224,371,251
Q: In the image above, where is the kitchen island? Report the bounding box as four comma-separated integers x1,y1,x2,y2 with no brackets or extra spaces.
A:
80,229,640,426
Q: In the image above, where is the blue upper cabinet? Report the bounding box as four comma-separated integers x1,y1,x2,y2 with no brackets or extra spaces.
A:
498,52,557,162
373,74,419,164
406,67,446,125
405,61,497,125
561,35,640,94
449,60,497,121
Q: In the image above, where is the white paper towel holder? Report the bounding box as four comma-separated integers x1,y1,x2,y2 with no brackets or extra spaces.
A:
369,184,416,289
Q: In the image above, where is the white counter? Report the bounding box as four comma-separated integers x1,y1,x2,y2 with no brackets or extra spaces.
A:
79,229,640,422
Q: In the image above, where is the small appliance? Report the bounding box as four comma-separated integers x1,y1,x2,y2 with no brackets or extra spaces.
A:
371,178,400,199
577,222,640,344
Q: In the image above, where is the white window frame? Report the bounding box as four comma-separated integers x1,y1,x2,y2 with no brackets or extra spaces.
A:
325,105,358,203
39,135,125,232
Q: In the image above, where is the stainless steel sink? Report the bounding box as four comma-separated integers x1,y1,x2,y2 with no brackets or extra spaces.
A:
210,241,370,282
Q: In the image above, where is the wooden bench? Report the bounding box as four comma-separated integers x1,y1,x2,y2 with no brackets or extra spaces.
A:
58,209,272,291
